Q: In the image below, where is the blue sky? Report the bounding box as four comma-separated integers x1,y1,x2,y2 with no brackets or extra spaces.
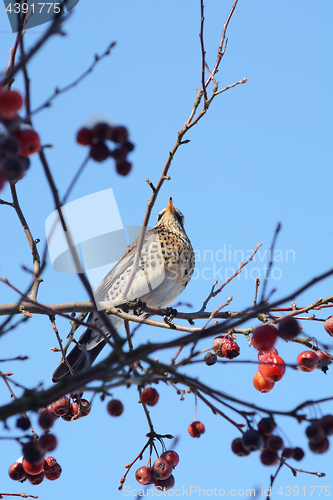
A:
0,1,332,498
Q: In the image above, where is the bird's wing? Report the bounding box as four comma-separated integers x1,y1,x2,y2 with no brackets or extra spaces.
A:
94,227,165,305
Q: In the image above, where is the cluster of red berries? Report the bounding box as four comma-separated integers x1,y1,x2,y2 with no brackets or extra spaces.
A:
204,334,240,366
8,404,61,485
0,88,41,190
40,393,91,423
9,455,62,485
232,417,304,466
305,415,333,454
251,319,332,393
76,122,134,176
135,450,179,491
252,325,286,393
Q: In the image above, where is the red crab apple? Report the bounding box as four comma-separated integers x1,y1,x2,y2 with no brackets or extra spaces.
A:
252,325,277,351
260,448,279,466
188,421,205,438
107,399,124,416
297,351,318,372
231,438,251,457
76,127,93,145
16,129,41,156
253,371,275,393
51,396,70,416
141,387,159,406
152,457,172,480
241,429,264,452
259,354,286,382
135,466,153,485
22,458,45,476
8,462,26,481
324,316,333,337
278,317,300,340
160,450,179,467
36,434,57,453
0,89,23,117
26,470,44,485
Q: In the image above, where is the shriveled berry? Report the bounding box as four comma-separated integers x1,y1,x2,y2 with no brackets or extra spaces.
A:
231,437,251,456
76,127,93,145
43,456,58,473
278,316,300,340
204,352,217,366
221,335,240,359
16,129,41,156
187,421,205,438
141,387,159,406
90,142,110,162
44,457,62,480
241,429,264,451
116,159,132,176
107,399,124,417
8,462,27,481
135,466,153,485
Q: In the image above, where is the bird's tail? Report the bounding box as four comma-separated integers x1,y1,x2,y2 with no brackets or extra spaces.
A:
52,314,107,382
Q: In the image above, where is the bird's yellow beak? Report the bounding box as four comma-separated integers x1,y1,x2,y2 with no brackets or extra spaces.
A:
165,196,175,213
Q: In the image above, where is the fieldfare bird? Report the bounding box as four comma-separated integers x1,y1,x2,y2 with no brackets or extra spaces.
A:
52,197,195,381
